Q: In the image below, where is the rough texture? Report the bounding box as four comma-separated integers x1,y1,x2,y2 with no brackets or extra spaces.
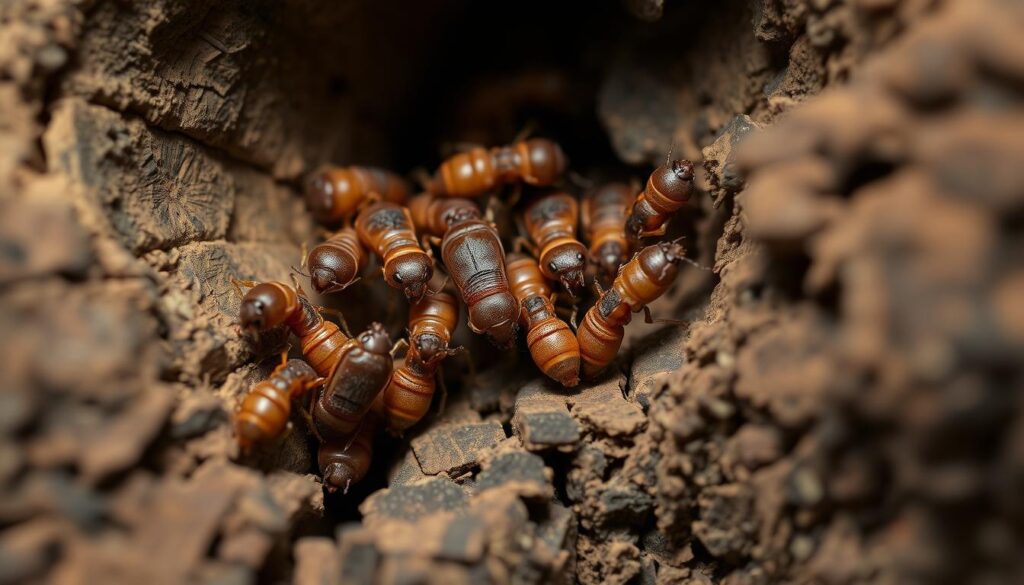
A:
2,0,1022,583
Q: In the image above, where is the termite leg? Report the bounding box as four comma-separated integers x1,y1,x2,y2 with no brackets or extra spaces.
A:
512,236,537,256
317,305,353,338
230,277,260,298
638,225,668,239
391,338,409,359
642,305,689,326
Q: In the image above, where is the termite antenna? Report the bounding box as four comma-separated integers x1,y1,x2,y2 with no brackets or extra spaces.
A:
680,257,713,271
666,141,675,168
291,265,312,279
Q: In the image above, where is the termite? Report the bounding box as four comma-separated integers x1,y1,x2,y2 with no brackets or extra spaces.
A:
304,165,410,225
576,241,688,379
381,280,460,433
442,214,520,349
506,253,580,387
305,227,368,294
520,191,588,295
429,138,567,198
354,201,434,302
408,193,480,238
319,397,384,493
581,182,633,284
625,157,695,242
235,356,323,452
237,282,393,436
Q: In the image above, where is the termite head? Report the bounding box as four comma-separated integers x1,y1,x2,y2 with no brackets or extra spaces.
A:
543,241,588,296
467,292,520,349
357,322,392,355
385,254,434,303
322,462,357,493
649,158,695,204
642,241,688,286
523,138,568,186
594,241,627,283
307,244,358,294
412,332,449,366
239,283,294,332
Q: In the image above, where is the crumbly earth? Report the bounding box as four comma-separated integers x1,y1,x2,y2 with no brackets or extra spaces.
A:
1,0,1022,584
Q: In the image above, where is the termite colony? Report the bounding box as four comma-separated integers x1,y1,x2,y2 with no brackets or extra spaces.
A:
232,137,698,493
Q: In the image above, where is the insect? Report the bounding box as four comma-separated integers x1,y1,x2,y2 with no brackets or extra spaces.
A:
408,193,481,238
382,282,461,433
576,241,688,379
304,165,410,224
506,253,580,387
441,211,520,349
521,191,588,295
237,282,393,436
354,201,434,302
235,356,323,452
581,182,633,284
305,227,368,294
429,138,567,198
625,157,695,242
318,398,383,493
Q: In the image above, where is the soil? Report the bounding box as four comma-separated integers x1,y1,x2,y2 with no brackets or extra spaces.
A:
1,0,1022,584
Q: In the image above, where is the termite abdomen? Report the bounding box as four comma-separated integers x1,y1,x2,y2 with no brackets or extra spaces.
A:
235,359,320,451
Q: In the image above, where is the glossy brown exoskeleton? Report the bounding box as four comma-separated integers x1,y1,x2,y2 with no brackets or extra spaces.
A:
236,282,394,491
381,275,460,434
522,191,588,295
625,158,695,242
582,182,633,284
304,165,410,225
305,227,368,294
235,357,323,452
354,201,434,302
576,241,688,379
429,138,567,198
506,253,580,387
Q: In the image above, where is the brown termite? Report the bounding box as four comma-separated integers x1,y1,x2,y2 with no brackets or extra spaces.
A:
318,396,384,493
520,191,588,295
304,227,368,294
234,355,324,452
304,165,410,225
576,241,689,379
428,138,567,198
409,192,520,348
506,253,580,387
625,157,696,242
236,281,394,490
382,279,461,433
354,201,434,302
581,182,633,284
